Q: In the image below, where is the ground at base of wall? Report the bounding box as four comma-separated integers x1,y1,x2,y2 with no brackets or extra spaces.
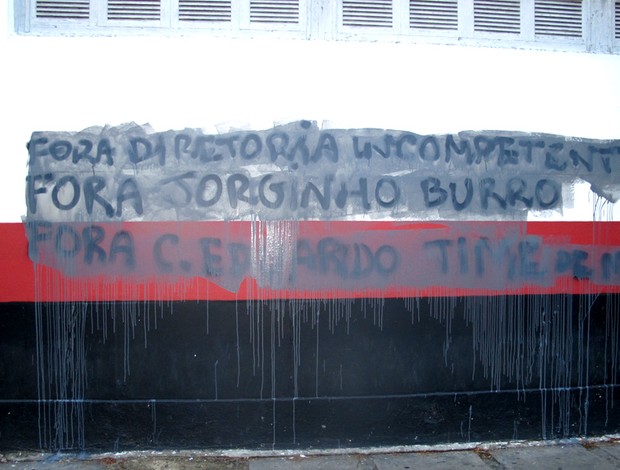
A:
3,436,620,469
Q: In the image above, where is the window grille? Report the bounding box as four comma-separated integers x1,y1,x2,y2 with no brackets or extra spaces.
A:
107,1,161,21
35,0,89,19
19,0,620,54
342,0,392,28
615,0,620,40
179,0,232,22
250,0,299,24
534,0,582,38
473,0,521,34
409,0,458,31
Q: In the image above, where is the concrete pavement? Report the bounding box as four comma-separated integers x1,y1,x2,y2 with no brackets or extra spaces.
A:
2,437,620,469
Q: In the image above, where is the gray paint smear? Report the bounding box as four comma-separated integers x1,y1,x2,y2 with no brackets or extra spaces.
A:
25,121,620,223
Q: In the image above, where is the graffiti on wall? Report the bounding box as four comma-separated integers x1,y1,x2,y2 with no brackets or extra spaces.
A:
24,121,620,297
26,121,619,221
15,121,620,451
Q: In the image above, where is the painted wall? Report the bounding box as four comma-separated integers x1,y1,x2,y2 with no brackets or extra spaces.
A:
4,2,620,452
2,4,620,223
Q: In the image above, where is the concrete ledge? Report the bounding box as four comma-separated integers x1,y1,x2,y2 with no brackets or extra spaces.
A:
2,435,620,469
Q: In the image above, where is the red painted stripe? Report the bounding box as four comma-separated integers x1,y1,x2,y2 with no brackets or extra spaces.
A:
3,221,620,302
1,223,35,302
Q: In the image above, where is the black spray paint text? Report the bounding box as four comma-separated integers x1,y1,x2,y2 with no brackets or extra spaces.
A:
26,172,563,217
25,123,620,221
28,127,619,174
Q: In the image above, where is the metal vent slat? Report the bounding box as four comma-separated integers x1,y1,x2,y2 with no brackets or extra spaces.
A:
179,0,231,22
108,0,161,21
614,1,620,39
343,0,392,28
474,0,520,33
250,0,299,24
36,0,89,19
410,0,457,30
535,0,582,37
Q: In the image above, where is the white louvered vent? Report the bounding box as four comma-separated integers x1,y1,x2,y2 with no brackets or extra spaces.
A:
108,0,161,21
179,0,231,22
36,0,89,19
615,1,620,39
535,0,582,37
474,0,520,33
250,1,299,24
343,0,392,28
410,0,457,31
